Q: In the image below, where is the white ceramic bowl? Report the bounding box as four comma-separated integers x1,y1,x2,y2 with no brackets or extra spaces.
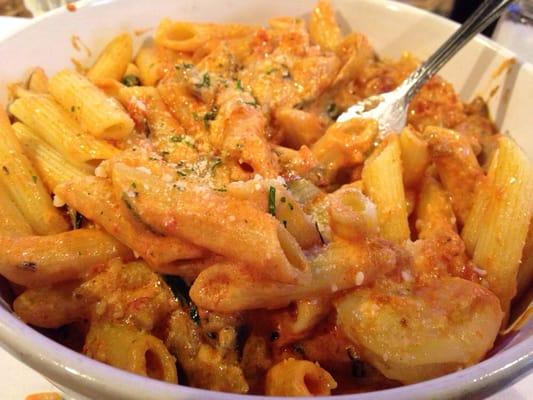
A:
0,0,532,399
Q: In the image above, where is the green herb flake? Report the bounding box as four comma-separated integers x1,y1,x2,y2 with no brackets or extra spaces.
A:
163,276,201,325
195,72,211,89
32,175,38,184
326,102,340,119
315,221,325,245
1,166,9,175
203,108,218,128
210,157,223,173
176,62,194,70
280,64,292,79
131,182,137,189
268,186,276,217
282,220,288,228
244,97,259,107
192,111,201,121
280,196,287,203
170,135,195,148
214,187,227,192
68,207,84,230
121,74,141,87
288,203,294,211
236,79,244,91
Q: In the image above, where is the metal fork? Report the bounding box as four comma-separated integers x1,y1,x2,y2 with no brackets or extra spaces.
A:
23,0,74,16
337,0,515,136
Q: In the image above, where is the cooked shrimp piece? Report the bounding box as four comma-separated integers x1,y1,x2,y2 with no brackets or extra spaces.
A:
335,277,503,384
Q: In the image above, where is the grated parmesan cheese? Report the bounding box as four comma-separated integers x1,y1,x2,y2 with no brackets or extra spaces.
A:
136,166,152,175
355,271,365,286
53,195,66,208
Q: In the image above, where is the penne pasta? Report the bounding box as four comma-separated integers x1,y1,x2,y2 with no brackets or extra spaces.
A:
0,228,131,288
275,107,325,149
190,238,405,312
399,125,430,188
227,178,321,249
0,108,69,234
463,137,533,314
87,33,133,82
424,126,484,225
49,69,134,140
84,321,178,383
111,163,309,284
0,179,33,236
311,118,378,183
27,67,49,93
415,175,456,240
265,358,337,396
155,19,256,52
362,134,410,244
56,176,206,267
12,122,91,192
13,281,87,328
135,45,182,87
9,94,119,164
309,0,342,52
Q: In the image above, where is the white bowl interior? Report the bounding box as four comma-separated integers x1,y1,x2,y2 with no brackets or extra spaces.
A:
0,0,531,399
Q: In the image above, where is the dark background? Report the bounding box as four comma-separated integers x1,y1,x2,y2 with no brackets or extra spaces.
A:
451,0,497,35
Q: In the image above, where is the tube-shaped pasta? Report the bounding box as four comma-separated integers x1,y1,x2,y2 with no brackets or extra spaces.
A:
309,0,342,52
87,33,133,82
362,134,410,244
213,88,280,178
13,282,87,328
135,46,181,87
463,137,533,314
27,67,49,93
0,229,131,288
84,321,178,383
424,126,484,225
118,86,198,164
327,186,378,241
415,175,456,240
335,277,503,384
0,108,69,234
265,358,337,396
12,122,91,192
0,180,33,236
111,163,309,284
275,107,325,148
399,125,430,188
9,94,119,164
227,178,321,249
48,70,134,140
312,118,377,183
55,176,206,267
190,238,405,312
155,19,256,52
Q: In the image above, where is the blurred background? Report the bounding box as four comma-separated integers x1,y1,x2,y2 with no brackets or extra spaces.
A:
0,0,531,61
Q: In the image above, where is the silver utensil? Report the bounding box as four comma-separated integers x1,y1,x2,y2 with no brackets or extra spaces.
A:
337,0,515,135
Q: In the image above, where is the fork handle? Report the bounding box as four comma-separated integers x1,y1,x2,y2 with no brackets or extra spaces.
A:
402,0,515,101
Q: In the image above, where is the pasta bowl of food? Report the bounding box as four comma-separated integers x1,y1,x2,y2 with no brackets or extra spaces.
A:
0,0,532,398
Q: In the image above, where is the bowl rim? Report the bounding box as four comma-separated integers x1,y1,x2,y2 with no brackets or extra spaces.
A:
0,0,532,399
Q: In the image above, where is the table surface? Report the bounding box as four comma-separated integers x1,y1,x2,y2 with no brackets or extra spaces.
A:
0,13,531,400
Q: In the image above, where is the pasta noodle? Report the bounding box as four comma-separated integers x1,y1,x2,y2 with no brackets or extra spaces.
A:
49,70,135,140
87,33,133,82
0,2,529,396
0,109,69,234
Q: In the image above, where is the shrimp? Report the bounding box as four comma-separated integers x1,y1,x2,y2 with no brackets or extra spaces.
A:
335,277,503,384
